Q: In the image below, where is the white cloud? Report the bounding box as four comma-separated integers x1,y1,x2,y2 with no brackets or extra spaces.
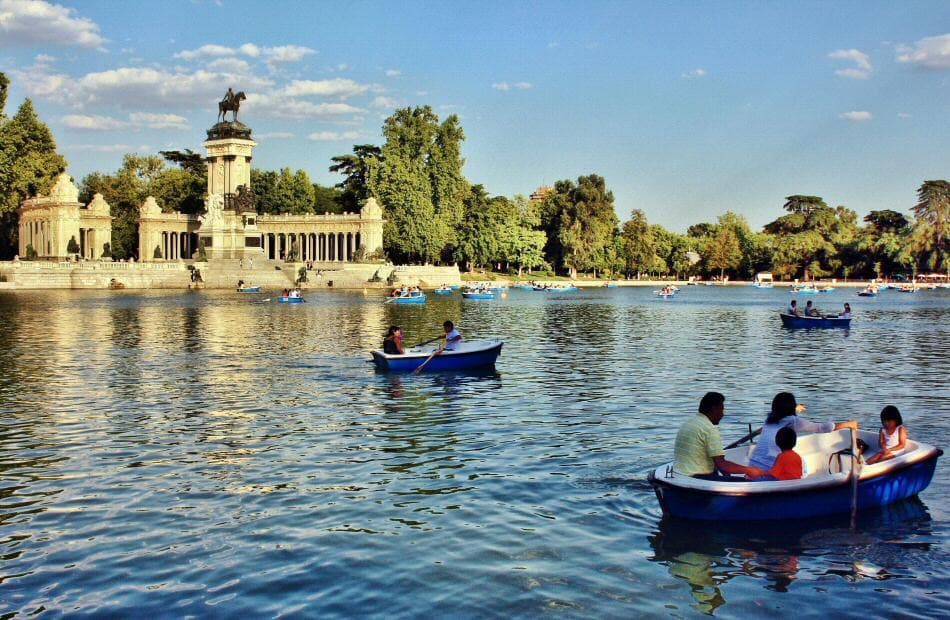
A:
896,33,950,70
385,69,401,77
280,78,369,98
59,112,189,131
129,112,189,129
515,81,532,90
245,93,363,119
840,110,873,122
68,143,148,153
308,131,361,141
0,0,105,49
336,63,350,71
60,114,128,130
175,42,314,63
492,82,511,91
829,49,873,79
371,95,398,109
682,68,707,79
256,131,294,139
897,112,912,118
264,45,314,64
207,58,252,73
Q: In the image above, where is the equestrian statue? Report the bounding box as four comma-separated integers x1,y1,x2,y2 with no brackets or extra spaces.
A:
217,87,246,123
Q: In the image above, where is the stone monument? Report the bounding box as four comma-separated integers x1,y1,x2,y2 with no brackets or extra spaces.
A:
199,88,262,260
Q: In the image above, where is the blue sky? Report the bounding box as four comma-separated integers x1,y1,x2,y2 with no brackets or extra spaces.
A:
1,0,948,231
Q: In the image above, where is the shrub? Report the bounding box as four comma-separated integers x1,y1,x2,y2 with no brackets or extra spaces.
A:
297,266,308,283
66,236,80,255
101,242,112,258
25,244,37,260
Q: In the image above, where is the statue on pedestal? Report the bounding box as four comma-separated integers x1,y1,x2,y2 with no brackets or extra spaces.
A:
200,193,225,228
217,88,247,123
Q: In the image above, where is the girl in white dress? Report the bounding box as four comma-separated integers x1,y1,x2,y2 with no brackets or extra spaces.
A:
867,406,908,464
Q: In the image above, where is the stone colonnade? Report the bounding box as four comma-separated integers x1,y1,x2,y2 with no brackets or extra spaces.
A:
17,173,113,260
261,230,361,262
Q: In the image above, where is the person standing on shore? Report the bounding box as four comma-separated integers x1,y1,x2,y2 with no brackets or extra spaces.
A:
673,392,767,481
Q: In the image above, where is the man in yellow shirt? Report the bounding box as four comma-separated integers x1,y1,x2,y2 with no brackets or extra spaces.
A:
673,392,766,480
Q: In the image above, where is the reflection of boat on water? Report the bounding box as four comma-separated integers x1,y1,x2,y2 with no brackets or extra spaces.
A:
462,290,495,299
648,495,934,613
371,340,503,372
648,429,941,521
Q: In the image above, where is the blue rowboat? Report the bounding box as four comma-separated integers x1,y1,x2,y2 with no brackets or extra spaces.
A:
648,429,942,521
486,286,508,293
857,291,877,297
462,291,495,300
780,313,851,328
515,284,535,291
238,286,262,293
434,287,454,295
605,283,618,288
449,284,461,290
387,292,426,304
794,288,819,294
278,296,305,303
372,340,504,372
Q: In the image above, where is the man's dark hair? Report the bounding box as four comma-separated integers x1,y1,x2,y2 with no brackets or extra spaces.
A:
776,426,797,451
443,320,454,329
698,392,725,414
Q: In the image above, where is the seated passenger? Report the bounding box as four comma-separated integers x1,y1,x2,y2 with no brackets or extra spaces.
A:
866,405,907,464
752,427,802,481
788,300,802,316
805,301,821,317
382,325,405,355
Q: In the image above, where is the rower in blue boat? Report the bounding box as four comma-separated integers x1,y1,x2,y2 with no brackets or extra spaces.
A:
442,320,462,351
673,392,768,481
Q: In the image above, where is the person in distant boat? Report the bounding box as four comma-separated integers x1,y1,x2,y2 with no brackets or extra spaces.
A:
282,288,290,297
866,405,907,465
788,300,802,316
748,392,857,471
672,392,767,481
383,325,405,355
751,427,802,481
442,320,462,351
804,300,821,317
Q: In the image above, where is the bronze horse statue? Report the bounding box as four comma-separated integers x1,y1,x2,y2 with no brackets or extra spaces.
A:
217,90,246,123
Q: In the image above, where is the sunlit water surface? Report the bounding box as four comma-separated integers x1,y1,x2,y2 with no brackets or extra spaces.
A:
0,286,948,617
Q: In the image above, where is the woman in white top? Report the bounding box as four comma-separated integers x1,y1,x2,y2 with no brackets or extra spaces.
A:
866,405,908,464
748,392,858,470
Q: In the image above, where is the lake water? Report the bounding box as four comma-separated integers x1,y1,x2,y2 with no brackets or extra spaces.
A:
1,285,948,617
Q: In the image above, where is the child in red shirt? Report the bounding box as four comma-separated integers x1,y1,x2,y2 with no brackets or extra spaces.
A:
751,426,803,481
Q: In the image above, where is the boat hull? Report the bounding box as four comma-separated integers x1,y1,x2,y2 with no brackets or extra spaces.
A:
371,341,503,372
780,313,851,328
434,289,453,295
649,450,941,521
388,294,426,304
278,297,305,303
462,292,495,299
238,287,262,293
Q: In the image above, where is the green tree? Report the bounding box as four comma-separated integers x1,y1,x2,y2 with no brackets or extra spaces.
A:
706,225,742,280
313,183,344,214
251,169,280,214
620,209,655,277
0,96,68,259
550,175,619,277
909,180,950,273
329,144,382,212
430,115,468,260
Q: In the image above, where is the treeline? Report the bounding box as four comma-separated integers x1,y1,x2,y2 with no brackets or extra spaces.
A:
331,105,948,279
0,70,946,274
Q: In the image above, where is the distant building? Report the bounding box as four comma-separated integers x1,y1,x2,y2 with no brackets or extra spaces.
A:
18,172,113,259
530,186,552,202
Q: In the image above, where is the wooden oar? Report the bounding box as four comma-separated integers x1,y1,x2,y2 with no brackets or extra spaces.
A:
724,426,762,450
849,427,861,529
410,335,443,348
413,349,441,375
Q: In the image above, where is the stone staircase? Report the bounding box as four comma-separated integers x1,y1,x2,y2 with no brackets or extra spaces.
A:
195,257,297,290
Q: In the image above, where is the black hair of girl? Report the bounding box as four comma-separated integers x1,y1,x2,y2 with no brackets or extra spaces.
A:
385,325,399,338
880,405,903,427
767,392,798,424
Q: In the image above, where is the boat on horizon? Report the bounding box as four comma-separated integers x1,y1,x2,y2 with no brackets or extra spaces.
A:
371,340,503,372
648,429,942,521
